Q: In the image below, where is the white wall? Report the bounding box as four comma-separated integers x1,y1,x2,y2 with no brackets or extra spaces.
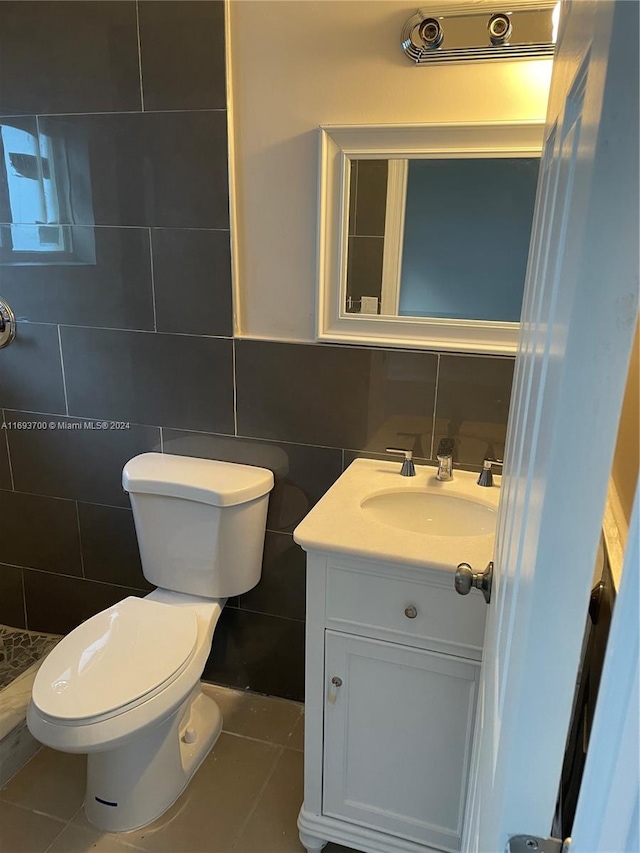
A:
228,0,553,343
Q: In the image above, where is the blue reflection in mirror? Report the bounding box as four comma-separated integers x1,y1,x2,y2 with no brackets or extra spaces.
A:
399,158,539,322
0,118,95,266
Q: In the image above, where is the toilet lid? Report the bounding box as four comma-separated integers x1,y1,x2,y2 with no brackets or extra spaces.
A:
32,597,198,722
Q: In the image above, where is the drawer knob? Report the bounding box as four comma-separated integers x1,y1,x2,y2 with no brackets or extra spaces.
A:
404,605,418,619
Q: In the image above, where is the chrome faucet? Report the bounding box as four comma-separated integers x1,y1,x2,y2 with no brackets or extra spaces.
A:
386,447,416,477
436,438,455,481
477,457,504,487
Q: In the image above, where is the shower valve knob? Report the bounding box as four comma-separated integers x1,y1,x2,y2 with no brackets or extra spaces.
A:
0,297,16,349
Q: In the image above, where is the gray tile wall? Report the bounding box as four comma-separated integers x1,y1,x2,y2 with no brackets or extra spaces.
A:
0,1,515,701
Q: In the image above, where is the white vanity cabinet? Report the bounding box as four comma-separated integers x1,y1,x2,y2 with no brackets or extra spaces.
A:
292,459,499,853
298,551,487,853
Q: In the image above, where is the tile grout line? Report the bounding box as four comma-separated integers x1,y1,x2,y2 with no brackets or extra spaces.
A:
42,804,146,853
74,502,86,579
0,108,227,119
218,728,302,752
148,227,158,332
265,527,298,538
228,745,285,848
231,602,306,625
285,711,305,752
12,562,149,594
349,233,386,239
135,0,145,112
0,795,69,826
429,353,441,460
232,338,239,436
159,425,165,453
0,408,174,444
3,411,16,491
0,223,232,233
0,743,41,793
46,322,232,340
0,487,119,510
0,404,345,453
56,325,70,416
41,809,81,853
21,566,28,631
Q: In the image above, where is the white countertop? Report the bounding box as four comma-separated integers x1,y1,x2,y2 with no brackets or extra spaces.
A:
294,458,501,574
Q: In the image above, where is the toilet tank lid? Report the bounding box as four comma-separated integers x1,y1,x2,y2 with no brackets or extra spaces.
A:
123,453,274,507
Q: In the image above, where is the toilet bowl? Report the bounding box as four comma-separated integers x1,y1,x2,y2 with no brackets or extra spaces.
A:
27,453,274,832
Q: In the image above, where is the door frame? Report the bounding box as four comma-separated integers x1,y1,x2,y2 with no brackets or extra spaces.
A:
570,485,639,851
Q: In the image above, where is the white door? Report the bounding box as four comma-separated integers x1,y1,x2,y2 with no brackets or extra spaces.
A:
463,1,639,851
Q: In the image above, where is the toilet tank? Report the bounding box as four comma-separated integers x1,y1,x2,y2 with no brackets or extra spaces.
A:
122,453,274,598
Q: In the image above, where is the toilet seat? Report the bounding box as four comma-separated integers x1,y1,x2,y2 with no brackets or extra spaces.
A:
32,597,198,725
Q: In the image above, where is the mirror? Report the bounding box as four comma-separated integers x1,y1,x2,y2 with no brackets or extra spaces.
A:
346,157,540,321
0,116,96,267
317,123,544,353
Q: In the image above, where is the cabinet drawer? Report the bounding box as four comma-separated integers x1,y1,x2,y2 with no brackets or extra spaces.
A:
325,561,486,659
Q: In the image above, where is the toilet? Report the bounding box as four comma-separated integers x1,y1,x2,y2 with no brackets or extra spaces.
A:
27,453,274,833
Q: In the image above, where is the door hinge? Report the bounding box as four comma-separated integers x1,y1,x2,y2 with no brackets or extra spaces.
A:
508,835,571,853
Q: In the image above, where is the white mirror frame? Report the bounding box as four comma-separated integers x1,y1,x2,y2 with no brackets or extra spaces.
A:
316,122,544,354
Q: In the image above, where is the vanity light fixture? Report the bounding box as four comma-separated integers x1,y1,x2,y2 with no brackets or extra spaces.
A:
401,2,559,64
488,13,513,45
418,17,444,49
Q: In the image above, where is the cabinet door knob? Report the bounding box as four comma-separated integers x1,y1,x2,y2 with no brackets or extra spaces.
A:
328,676,343,705
404,605,418,619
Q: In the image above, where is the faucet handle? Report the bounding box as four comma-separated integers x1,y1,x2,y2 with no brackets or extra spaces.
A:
386,447,416,477
386,447,412,457
477,457,504,487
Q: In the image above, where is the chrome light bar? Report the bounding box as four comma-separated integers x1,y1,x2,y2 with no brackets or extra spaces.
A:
401,2,560,65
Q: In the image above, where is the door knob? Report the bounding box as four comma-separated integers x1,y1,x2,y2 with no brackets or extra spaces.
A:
0,297,16,349
455,561,493,604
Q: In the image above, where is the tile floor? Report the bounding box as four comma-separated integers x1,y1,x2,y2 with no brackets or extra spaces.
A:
0,684,356,853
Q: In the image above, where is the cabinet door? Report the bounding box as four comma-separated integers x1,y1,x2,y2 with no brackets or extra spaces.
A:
323,631,479,852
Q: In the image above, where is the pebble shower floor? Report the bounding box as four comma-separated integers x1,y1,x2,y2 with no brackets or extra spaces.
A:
0,627,59,691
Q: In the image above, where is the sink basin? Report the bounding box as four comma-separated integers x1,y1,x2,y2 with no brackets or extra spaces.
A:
294,459,501,572
361,490,497,537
